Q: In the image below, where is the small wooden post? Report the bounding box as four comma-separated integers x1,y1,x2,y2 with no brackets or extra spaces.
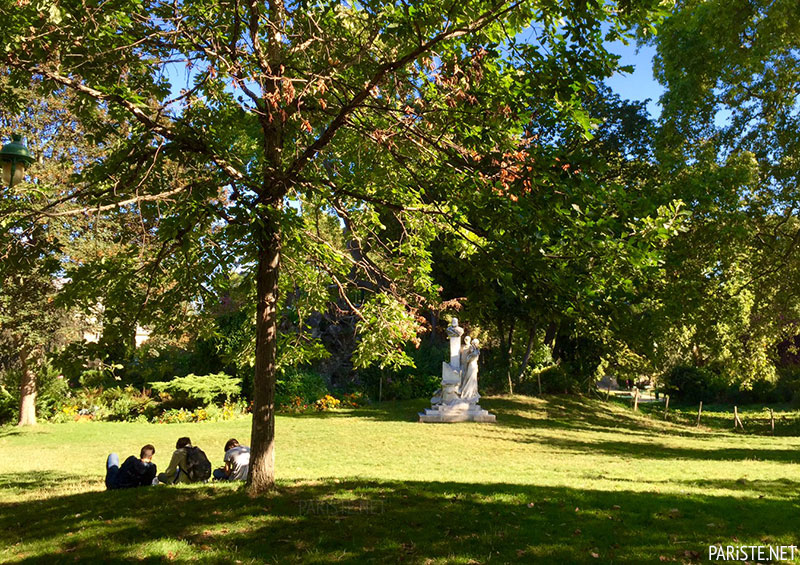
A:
664,395,670,420
633,387,639,412
733,406,744,430
538,373,542,396
769,408,775,435
696,401,703,426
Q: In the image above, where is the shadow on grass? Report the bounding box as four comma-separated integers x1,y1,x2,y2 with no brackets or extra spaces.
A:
0,427,22,439
482,395,648,432
527,434,800,463
318,395,723,439
280,396,715,438
678,478,800,498
1,478,799,564
279,399,428,423
0,472,85,493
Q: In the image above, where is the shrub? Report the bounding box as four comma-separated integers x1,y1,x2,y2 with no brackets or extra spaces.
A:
204,400,249,421
517,364,574,395
155,408,195,424
65,386,107,419
358,341,443,400
280,395,312,412
380,372,440,400
36,364,72,420
0,385,15,424
102,386,156,421
78,363,124,389
315,394,341,411
339,391,368,408
150,373,241,409
775,369,800,406
661,365,724,403
152,400,249,423
275,369,328,408
51,404,79,423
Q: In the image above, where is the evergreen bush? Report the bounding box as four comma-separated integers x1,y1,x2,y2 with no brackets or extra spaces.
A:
150,373,241,408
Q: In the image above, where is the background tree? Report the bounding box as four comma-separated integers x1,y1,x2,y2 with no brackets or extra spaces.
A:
0,85,97,424
433,87,685,392
642,0,800,392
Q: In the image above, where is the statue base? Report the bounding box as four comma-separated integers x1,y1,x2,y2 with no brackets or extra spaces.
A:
418,401,496,423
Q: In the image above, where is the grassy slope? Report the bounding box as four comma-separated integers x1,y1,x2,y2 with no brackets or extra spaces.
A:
1,396,799,564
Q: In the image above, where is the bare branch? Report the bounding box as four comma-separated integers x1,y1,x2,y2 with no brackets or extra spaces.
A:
42,185,187,218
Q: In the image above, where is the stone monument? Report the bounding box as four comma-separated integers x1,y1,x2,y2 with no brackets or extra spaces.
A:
419,318,496,423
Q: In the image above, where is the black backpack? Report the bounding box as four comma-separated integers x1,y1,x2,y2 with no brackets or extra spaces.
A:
183,446,212,482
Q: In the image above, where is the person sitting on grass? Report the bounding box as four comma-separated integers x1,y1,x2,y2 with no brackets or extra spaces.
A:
212,438,250,482
105,444,157,490
157,436,212,484
157,437,193,484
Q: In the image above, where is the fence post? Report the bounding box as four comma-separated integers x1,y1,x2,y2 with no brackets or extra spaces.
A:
733,406,744,430
696,401,703,426
633,387,639,412
664,395,670,420
769,408,775,435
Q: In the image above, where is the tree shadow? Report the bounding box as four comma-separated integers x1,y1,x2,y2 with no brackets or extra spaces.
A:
1,479,799,564
276,395,792,448
0,427,22,439
279,400,429,423
678,478,800,498
0,471,87,494
279,396,728,440
529,434,800,463
480,396,722,439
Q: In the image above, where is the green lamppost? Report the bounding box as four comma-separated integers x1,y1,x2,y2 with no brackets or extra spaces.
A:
0,134,35,188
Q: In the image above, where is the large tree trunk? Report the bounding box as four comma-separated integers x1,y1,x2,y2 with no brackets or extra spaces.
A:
18,348,37,426
247,218,281,494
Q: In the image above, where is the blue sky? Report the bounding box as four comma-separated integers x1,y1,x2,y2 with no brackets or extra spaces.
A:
162,31,667,121
604,40,664,118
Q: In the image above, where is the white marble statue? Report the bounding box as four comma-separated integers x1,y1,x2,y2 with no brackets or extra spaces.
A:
458,335,472,380
458,339,480,403
419,319,495,422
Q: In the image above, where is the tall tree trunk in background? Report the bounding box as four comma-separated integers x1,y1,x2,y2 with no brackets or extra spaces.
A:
248,217,282,494
18,347,36,426
505,320,515,394
516,326,536,385
429,311,438,344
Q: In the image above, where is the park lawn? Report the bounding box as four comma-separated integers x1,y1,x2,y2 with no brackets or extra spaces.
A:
1,396,799,564
635,400,800,436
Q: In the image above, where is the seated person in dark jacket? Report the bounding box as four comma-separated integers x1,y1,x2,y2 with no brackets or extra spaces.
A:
105,444,157,490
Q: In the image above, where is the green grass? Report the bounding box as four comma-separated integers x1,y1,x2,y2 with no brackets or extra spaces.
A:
2,395,800,563
635,400,800,436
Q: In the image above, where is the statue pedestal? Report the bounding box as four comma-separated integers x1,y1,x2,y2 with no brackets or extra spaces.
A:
418,401,496,423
